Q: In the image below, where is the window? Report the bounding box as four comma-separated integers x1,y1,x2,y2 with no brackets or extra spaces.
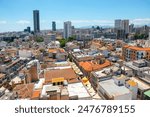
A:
53,82,56,86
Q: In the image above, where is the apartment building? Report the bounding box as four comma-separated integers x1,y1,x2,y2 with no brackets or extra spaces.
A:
122,45,150,61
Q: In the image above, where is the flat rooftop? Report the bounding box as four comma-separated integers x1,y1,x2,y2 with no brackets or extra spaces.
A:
34,78,45,90
94,69,107,78
144,70,150,75
67,82,91,99
131,77,150,90
133,59,146,64
99,79,131,97
125,62,150,71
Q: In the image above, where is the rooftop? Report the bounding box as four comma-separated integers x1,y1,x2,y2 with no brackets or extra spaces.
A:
31,90,40,99
99,79,131,98
34,78,45,90
79,60,111,72
48,48,65,53
13,83,34,99
0,73,5,79
44,68,77,83
41,85,60,99
125,61,150,71
131,77,150,90
67,82,91,99
113,74,126,80
127,80,138,87
123,45,150,51
144,90,150,97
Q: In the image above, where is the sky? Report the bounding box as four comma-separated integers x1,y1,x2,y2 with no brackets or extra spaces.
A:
0,0,150,32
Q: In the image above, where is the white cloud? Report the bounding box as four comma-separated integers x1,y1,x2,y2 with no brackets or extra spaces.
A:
71,20,113,24
16,20,30,25
131,18,150,25
0,20,7,24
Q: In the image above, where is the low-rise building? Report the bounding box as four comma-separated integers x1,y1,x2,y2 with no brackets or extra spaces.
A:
44,67,78,84
124,59,150,77
142,70,150,84
48,48,67,62
47,41,60,48
97,79,132,100
130,77,150,99
125,80,138,100
122,45,150,61
13,83,34,99
41,85,61,100
79,59,111,77
67,82,91,100
19,49,33,58
121,66,133,77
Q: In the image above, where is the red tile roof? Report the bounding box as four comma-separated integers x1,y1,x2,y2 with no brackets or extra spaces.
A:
31,90,41,99
45,68,77,83
124,45,150,51
13,83,34,99
79,60,111,72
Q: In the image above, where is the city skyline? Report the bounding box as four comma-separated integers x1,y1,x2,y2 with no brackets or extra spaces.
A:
0,0,150,32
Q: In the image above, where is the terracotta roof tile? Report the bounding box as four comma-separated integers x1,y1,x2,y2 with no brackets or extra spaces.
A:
31,90,40,99
124,45,150,51
79,60,111,72
13,83,34,99
45,68,77,83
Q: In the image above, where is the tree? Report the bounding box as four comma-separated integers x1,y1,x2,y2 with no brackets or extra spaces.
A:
68,36,76,42
59,39,66,48
134,33,148,40
36,37,44,42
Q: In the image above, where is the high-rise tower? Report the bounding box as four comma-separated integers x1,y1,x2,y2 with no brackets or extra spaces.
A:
33,10,40,33
63,21,72,39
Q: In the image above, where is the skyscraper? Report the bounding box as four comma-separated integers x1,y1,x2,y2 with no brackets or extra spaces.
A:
122,20,129,34
115,19,129,34
115,19,122,30
52,21,56,31
27,27,31,33
64,21,72,39
129,24,134,33
33,10,40,33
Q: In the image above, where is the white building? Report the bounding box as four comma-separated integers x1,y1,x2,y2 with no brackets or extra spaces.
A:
64,21,72,39
122,20,129,34
27,59,41,74
67,82,91,100
121,66,133,77
115,19,122,30
66,42,79,51
19,49,33,58
125,80,138,100
0,41,7,48
115,19,129,34
97,79,132,100
131,77,150,99
47,41,60,48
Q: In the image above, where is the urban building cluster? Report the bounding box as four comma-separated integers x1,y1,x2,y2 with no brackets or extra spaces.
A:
0,10,150,100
